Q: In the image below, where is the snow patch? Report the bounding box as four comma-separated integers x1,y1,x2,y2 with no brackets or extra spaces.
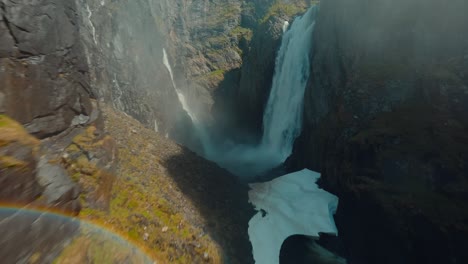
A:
248,169,339,264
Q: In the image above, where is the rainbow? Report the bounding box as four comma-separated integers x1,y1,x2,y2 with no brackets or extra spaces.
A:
0,203,156,263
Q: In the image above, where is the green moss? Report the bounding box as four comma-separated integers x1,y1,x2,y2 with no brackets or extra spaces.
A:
206,35,230,48
0,114,8,127
127,228,139,240
0,114,40,147
230,26,253,42
127,199,138,210
259,1,307,24
70,105,227,263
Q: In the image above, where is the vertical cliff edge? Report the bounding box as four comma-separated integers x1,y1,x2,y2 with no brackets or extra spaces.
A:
289,0,468,263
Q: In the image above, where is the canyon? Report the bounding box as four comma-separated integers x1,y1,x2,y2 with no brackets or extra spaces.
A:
1,0,468,263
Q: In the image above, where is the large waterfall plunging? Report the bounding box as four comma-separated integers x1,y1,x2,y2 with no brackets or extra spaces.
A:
260,6,317,160
205,6,318,178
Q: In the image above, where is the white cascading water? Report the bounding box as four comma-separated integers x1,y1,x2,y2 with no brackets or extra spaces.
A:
162,48,198,122
206,6,318,178
260,6,318,162
282,21,289,33
162,48,212,154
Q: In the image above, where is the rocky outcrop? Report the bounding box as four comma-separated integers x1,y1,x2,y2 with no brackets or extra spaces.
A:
0,0,92,138
0,114,82,263
289,0,468,263
0,114,82,212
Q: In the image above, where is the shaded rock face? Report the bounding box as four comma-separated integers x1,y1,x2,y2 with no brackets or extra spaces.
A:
77,0,183,136
288,0,468,263
0,0,92,138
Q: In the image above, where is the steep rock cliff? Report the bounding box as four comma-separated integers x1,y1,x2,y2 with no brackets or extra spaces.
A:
76,0,181,134
0,0,92,138
289,0,468,262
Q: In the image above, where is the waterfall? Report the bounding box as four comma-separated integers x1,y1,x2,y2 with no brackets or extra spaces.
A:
260,6,318,162
162,48,212,154
162,48,198,122
205,6,318,178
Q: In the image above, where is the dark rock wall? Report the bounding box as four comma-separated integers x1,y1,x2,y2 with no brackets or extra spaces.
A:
0,0,92,138
289,0,468,263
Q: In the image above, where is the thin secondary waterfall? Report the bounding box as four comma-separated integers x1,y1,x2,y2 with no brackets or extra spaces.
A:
162,48,211,154
260,6,318,162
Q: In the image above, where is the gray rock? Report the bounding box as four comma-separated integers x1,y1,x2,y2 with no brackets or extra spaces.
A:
0,0,92,138
0,91,5,112
0,19,15,57
71,114,90,126
36,157,79,205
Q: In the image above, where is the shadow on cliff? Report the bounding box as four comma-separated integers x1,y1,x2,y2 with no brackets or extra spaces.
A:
162,148,255,264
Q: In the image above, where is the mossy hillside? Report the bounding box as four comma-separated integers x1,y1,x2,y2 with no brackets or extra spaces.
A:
61,106,225,263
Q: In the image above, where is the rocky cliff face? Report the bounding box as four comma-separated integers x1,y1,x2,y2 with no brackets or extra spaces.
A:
76,0,181,135
0,0,92,138
289,0,468,262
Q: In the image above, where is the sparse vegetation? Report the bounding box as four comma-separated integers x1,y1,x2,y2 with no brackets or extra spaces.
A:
57,105,225,263
259,0,308,24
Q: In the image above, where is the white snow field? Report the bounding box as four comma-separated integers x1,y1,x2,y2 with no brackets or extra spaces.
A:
248,169,339,264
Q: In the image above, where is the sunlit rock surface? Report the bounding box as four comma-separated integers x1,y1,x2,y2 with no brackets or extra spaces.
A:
248,169,338,264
